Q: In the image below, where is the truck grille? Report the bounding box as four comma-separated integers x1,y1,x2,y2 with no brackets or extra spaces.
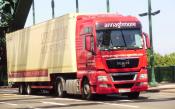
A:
114,83,134,88
111,72,137,81
106,58,139,69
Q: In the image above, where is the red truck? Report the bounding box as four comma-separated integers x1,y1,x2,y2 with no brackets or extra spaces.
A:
6,13,149,100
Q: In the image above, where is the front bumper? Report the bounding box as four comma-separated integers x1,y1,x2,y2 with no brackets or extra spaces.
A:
95,83,148,94
92,69,148,94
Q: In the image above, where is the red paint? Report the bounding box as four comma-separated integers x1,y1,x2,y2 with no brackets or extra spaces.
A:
31,86,52,89
76,14,148,95
8,69,48,78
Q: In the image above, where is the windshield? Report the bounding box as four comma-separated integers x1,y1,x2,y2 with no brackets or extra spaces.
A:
96,29,143,50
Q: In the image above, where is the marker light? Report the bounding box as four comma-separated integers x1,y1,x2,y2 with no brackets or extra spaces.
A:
139,74,148,79
98,76,108,81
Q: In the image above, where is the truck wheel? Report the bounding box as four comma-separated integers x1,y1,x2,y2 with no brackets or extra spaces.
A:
19,84,24,94
127,92,140,99
26,84,32,95
56,79,65,97
82,79,93,100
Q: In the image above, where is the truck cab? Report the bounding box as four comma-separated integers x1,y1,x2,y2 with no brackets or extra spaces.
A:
76,14,149,99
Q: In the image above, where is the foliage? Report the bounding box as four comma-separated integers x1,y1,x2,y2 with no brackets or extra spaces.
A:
154,52,175,67
0,0,17,27
0,35,7,85
147,49,175,67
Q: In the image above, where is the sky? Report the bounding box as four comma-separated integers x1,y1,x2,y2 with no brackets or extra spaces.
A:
25,0,175,55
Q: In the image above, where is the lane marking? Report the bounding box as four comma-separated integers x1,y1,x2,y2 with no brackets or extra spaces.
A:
118,100,132,102
54,97,132,102
0,102,18,106
53,98,83,102
158,92,175,95
0,94,17,96
41,101,67,106
103,102,139,108
28,107,42,109
96,102,139,108
0,89,18,92
53,98,138,108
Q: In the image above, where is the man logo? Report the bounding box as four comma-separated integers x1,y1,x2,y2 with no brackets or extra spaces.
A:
116,59,130,67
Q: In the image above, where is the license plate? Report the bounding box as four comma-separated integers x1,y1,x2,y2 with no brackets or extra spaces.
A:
119,89,131,93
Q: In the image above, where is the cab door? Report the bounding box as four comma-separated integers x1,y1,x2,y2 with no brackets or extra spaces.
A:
76,21,95,70
84,27,96,70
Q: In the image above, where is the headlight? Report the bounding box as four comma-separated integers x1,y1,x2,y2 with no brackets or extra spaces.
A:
97,76,108,81
139,74,147,79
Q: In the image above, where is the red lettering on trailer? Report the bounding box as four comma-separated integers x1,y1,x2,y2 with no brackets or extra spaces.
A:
8,69,48,78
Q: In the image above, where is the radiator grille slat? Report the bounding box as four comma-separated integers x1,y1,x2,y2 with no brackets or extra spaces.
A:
111,72,137,81
114,83,134,88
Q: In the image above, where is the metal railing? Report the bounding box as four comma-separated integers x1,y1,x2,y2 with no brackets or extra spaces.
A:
148,66,175,83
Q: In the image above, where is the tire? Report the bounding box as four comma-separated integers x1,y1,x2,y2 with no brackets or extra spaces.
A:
82,79,93,100
127,92,140,99
26,84,32,95
56,79,66,97
19,84,24,95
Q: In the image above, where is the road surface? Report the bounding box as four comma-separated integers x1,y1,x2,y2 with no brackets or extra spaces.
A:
0,88,175,109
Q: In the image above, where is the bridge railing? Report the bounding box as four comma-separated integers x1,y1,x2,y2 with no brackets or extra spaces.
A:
148,66,175,83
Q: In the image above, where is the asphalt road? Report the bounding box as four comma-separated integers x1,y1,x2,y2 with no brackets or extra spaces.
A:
0,88,175,109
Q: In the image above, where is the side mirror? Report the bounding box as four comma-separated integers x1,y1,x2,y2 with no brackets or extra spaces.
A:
143,32,151,49
85,36,91,51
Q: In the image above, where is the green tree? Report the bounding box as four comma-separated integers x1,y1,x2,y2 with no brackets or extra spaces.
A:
153,52,175,67
0,0,17,27
154,53,162,66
